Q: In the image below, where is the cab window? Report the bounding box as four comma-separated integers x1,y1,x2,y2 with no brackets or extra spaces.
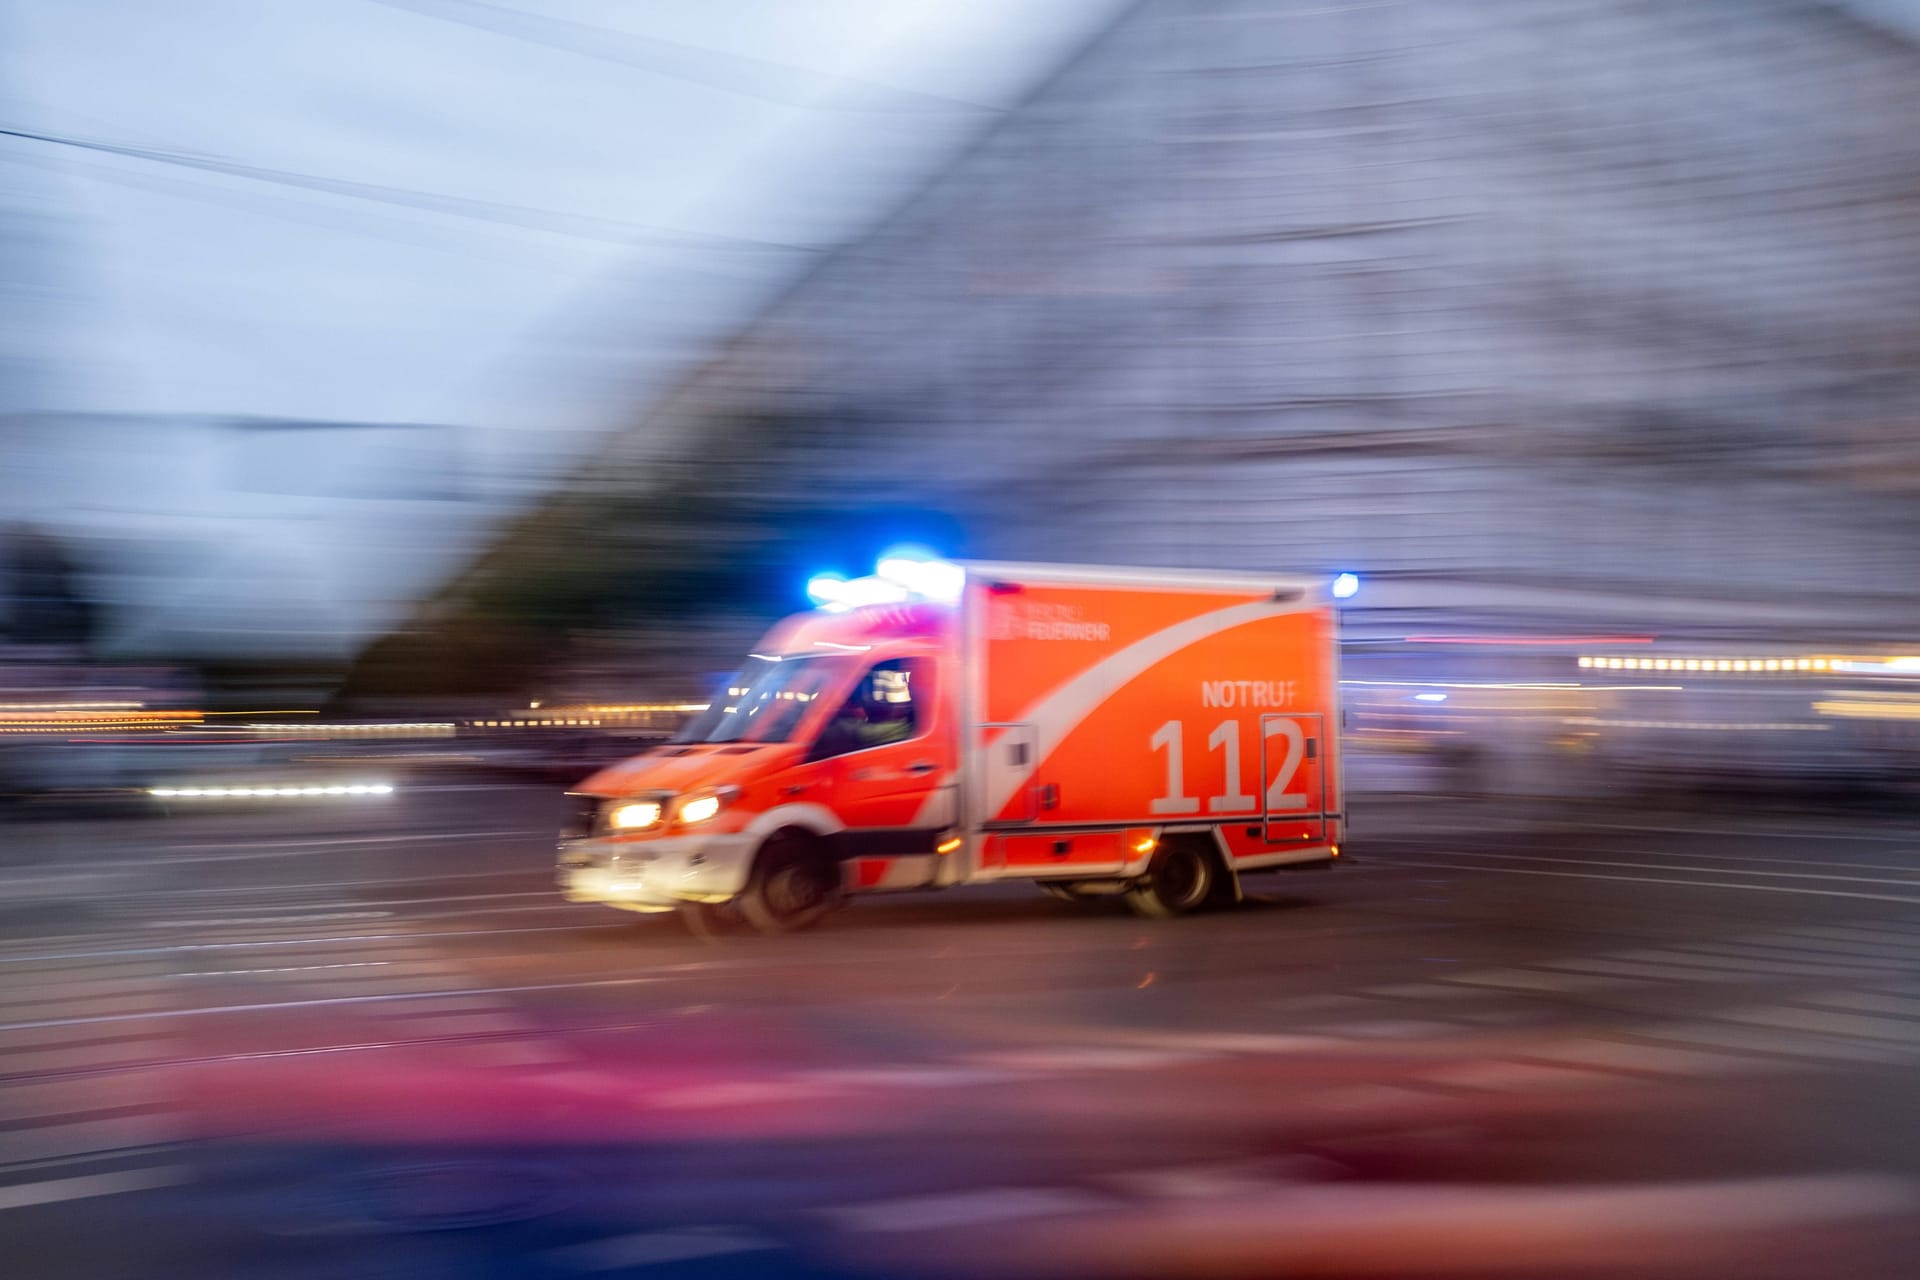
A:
673,655,846,744
809,659,929,761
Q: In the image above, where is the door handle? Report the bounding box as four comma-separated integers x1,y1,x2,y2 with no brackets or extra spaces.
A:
904,761,939,775
781,783,809,796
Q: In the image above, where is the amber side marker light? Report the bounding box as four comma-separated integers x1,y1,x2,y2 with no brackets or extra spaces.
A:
1331,844,1341,858
936,836,962,855
1133,837,1157,854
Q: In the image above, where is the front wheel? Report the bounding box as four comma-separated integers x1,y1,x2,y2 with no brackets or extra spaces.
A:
736,832,841,935
1124,841,1216,918
676,899,750,941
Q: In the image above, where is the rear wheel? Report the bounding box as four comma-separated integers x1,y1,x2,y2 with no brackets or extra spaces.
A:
1124,840,1216,918
736,832,841,935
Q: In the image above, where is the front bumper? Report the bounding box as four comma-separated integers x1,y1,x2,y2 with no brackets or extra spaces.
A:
556,831,757,911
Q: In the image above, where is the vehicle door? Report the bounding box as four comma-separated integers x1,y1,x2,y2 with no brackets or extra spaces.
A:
804,657,954,853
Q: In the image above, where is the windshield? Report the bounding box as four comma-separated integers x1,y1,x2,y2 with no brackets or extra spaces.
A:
672,655,849,744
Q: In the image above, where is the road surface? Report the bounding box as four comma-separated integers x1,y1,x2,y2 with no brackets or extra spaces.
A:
2,781,1917,1278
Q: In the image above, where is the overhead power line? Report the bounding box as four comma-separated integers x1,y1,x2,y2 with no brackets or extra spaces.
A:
0,123,825,252
370,0,996,115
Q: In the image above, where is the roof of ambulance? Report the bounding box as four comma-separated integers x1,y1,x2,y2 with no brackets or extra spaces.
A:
958,561,1328,593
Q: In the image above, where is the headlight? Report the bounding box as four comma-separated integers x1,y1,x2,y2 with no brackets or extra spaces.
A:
605,799,662,831
675,787,737,825
677,794,723,824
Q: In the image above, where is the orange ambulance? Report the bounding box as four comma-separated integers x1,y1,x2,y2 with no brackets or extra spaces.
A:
557,559,1342,933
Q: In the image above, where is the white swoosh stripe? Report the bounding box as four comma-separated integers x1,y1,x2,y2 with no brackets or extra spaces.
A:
981,598,1294,819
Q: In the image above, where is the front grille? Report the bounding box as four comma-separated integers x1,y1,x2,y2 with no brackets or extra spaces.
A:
559,793,601,840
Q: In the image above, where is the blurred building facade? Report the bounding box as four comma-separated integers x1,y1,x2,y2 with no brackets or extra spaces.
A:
361,0,1920,702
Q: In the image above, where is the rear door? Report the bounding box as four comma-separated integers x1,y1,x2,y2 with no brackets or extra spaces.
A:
1259,710,1328,844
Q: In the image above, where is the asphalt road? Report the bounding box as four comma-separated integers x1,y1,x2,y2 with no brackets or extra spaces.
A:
2,780,1919,1279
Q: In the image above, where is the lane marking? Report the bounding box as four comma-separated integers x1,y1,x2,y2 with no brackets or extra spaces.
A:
0,973,681,1033
1578,847,1920,874
1523,1037,1771,1078
129,866,553,894
1536,958,1762,983
0,914,1442,971
126,889,558,915
143,912,393,928
1685,937,1920,964
1800,991,1920,1019
1629,1022,1908,1065
0,1116,177,1164
1438,968,1631,994
150,829,552,854
1404,849,1920,889
1575,821,1920,844
0,921,637,968
1714,1004,1920,1045
0,988,166,1011
0,1045,164,1073
1789,924,1920,946
1364,838,1920,875
0,1166,189,1212
178,962,395,979
0,1002,162,1023
1361,981,1487,1000
1608,948,1891,978
0,1076,170,1118
1367,857,1920,905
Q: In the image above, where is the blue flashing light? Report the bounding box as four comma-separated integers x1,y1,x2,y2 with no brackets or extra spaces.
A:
805,573,847,608
877,552,964,603
1331,572,1361,600
809,551,964,611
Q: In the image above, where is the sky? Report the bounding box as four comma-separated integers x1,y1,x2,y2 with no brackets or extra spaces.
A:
0,0,1125,655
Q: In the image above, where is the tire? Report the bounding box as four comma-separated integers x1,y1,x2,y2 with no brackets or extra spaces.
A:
1124,840,1216,918
676,899,750,941
735,832,841,935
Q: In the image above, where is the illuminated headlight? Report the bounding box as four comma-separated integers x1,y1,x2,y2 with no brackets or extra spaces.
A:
675,787,738,825
605,800,663,831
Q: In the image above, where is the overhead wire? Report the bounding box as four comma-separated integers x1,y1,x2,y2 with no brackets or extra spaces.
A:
369,0,997,115
0,123,825,252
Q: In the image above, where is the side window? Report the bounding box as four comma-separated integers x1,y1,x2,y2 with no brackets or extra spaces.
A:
809,659,928,761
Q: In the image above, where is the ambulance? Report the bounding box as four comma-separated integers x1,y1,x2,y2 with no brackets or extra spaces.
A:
557,559,1343,934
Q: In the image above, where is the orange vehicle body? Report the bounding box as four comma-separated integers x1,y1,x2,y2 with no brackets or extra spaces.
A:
557,562,1342,921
